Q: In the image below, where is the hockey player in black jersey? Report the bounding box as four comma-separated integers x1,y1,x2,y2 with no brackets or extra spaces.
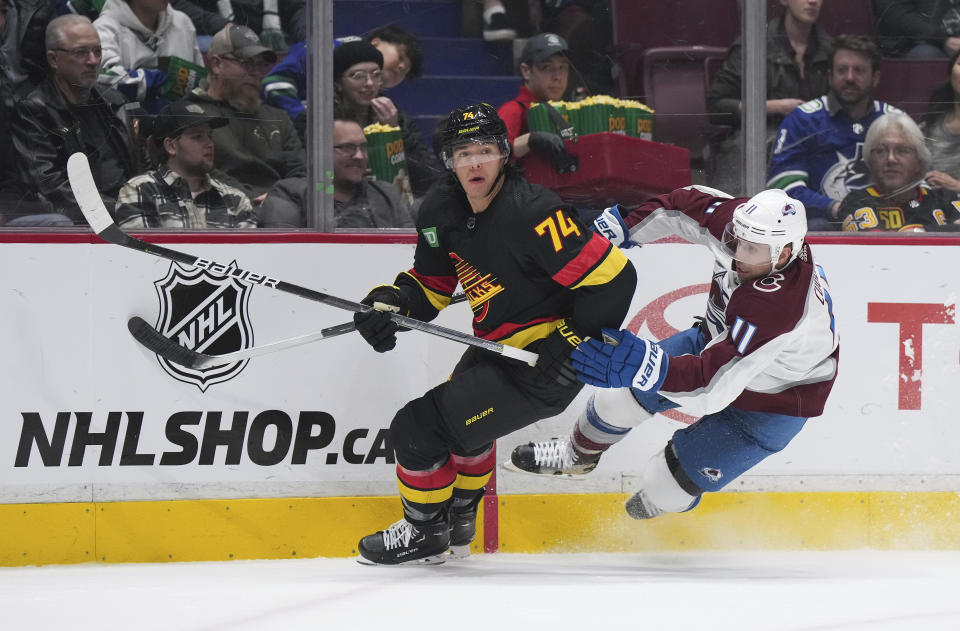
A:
352,103,637,565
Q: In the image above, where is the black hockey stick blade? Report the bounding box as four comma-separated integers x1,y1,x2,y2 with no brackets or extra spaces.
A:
128,317,358,368
67,153,537,365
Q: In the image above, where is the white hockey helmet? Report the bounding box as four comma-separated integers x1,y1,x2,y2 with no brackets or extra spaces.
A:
724,189,807,271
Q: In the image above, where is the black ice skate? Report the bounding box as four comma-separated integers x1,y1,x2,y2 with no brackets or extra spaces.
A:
448,491,485,559
506,437,600,476
357,518,450,566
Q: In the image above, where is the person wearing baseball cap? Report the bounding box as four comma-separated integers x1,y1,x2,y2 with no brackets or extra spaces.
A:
114,100,257,229
208,24,279,64
496,32,572,169
184,23,304,201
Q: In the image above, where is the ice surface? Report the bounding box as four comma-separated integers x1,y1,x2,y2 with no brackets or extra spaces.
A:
3,551,960,630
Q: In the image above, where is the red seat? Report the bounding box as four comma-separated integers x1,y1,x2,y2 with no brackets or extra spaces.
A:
641,46,728,163
873,58,950,121
611,0,740,49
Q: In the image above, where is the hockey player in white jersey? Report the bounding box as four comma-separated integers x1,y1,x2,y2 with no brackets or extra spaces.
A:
509,187,840,519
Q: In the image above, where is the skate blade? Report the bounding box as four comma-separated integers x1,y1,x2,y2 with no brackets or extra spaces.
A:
355,553,447,567
501,459,591,480
446,545,471,560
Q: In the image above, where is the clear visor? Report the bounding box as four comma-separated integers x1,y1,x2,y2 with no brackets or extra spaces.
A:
443,138,508,169
721,222,773,267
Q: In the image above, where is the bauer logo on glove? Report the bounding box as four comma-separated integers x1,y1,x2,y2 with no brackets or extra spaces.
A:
571,328,669,392
591,205,638,249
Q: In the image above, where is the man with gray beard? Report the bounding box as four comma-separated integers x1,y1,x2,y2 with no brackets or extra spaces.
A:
186,24,304,202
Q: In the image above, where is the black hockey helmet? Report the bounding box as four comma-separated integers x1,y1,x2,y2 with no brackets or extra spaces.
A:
439,102,511,169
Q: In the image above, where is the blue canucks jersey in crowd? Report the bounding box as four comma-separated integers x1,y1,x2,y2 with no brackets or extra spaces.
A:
767,94,901,221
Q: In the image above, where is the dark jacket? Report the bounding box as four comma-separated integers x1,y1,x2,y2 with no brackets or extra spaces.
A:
873,0,959,57
170,0,306,42
186,88,307,198
12,79,135,222
707,15,832,130
5,0,53,88
259,176,415,229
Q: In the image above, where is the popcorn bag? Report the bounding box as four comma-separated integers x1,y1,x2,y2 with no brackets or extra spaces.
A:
526,101,571,135
159,56,209,99
363,123,413,205
624,100,655,140
526,97,654,139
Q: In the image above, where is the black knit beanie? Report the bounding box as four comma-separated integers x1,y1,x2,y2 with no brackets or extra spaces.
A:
334,40,384,79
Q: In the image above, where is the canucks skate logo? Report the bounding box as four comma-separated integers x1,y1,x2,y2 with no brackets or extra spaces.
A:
821,143,871,200
154,261,254,391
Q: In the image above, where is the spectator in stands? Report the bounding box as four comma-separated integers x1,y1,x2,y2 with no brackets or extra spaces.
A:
11,14,135,226
94,0,203,113
262,26,424,141
921,49,960,192
259,118,414,229
538,0,615,97
707,0,833,195
767,34,898,230
837,112,960,231
115,100,257,228
3,0,55,89
0,0,18,215
56,0,100,20
333,39,440,198
873,0,960,58
497,32,576,170
170,0,304,51
186,24,304,201
481,0,517,41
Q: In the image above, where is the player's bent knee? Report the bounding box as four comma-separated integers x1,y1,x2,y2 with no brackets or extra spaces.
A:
390,398,448,469
626,442,700,520
592,386,655,429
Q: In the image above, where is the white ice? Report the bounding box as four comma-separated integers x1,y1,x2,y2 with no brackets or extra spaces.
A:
3,551,960,630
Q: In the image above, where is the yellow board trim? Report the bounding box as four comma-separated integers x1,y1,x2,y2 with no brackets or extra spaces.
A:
4,491,960,566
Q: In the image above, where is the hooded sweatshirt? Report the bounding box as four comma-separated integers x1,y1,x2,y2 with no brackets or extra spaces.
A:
94,0,203,103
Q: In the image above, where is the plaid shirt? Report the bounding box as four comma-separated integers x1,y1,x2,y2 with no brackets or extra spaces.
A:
115,165,257,229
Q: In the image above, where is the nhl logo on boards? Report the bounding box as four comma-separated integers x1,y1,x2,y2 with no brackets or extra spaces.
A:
154,261,254,391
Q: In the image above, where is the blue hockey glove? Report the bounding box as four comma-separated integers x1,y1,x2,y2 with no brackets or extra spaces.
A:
591,205,638,248
571,328,669,391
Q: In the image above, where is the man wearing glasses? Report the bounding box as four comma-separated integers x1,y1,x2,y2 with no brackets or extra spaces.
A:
259,118,414,229
186,24,304,203
9,14,134,226
837,112,960,232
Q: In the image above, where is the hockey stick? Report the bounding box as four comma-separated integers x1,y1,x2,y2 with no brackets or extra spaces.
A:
67,153,538,365
127,295,470,368
129,316,357,368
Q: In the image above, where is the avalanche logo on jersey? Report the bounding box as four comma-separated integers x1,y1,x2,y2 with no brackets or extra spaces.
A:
154,261,254,391
699,467,722,483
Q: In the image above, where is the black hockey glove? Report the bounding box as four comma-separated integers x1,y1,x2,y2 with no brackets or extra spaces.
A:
354,285,411,353
528,131,578,174
535,319,586,386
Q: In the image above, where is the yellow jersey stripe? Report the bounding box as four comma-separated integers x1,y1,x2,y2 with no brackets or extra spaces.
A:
571,246,630,289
